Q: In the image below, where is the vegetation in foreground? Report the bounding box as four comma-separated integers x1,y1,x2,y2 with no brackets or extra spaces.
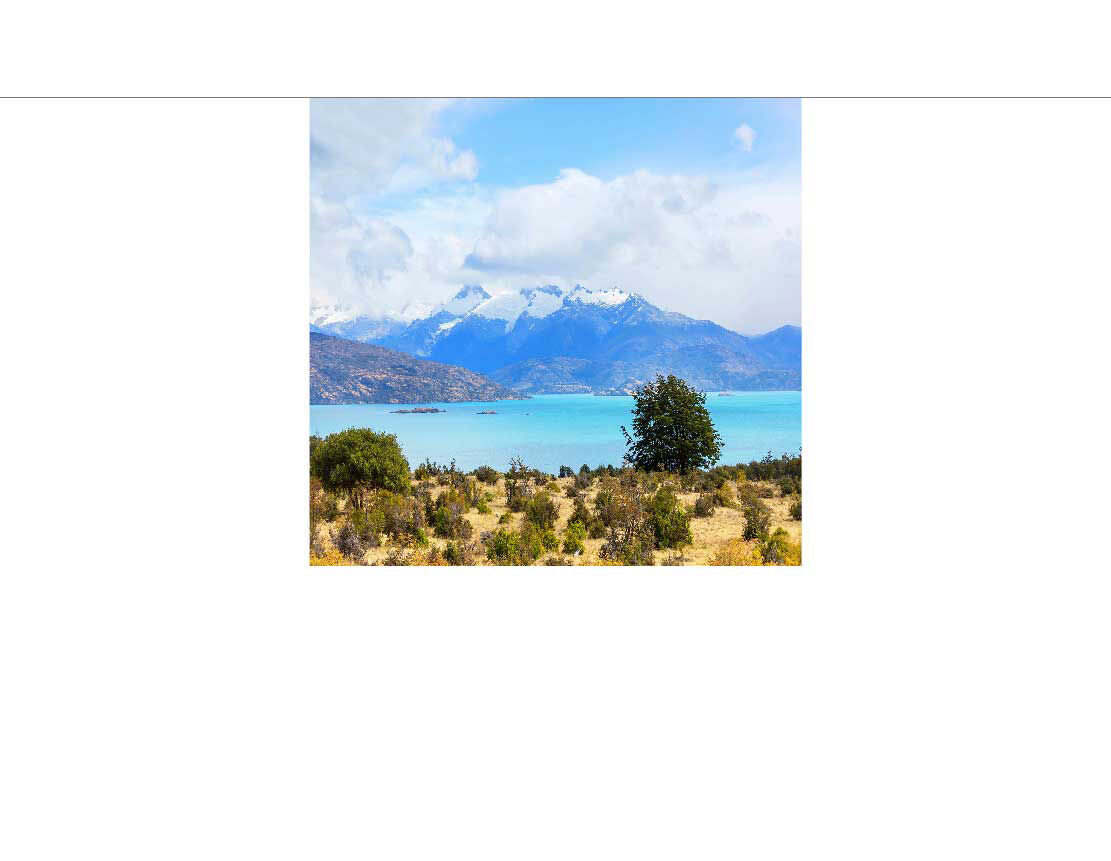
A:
309,375,801,567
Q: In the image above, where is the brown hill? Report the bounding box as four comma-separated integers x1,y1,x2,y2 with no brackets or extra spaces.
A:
310,332,528,404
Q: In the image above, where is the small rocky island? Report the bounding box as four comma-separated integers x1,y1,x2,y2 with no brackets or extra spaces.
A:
390,407,445,414
476,410,497,414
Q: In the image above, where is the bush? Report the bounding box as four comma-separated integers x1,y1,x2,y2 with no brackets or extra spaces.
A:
539,527,560,552
310,547,346,566
335,521,366,562
579,464,591,475
759,528,801,565
498,512,511,524
413,458,443,481
648,487,692,550
711,483,735,508
558,465,574,478
524,491,559,529
789,497,801,520
544,556,573,566
348,508,383,547
443,541,479,565
431,500,472,540
485,527,541,565
693,494,716,517
741,500,772,540
472,465,499,485
709,538,764,566
562,521,586,555
476,498,491,515
310,429,410,509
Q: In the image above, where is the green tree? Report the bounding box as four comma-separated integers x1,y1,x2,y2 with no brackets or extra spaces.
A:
309,428,410,509
622,375,722,473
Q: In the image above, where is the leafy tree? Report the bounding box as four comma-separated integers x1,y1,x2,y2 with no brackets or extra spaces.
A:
310,428,410,509
622,375,722,473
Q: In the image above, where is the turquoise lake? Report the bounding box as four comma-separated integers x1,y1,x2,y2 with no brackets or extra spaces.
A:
311,392,800,474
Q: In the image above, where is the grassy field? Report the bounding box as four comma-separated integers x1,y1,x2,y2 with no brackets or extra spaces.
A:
311,471,801,567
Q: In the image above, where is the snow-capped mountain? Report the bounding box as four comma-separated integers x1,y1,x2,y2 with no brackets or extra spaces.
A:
372,284,801,393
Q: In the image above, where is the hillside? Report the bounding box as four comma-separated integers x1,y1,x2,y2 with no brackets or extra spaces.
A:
310,331,527,404
374,285,801,393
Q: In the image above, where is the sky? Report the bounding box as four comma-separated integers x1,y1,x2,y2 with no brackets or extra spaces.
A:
310,98,800,334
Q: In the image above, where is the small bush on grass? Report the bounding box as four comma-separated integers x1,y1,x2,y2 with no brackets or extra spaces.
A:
709,538,764,566
309,547,346,566
648,487,692,550
789,497,802,520
741,500,772,541
562,521,586,555
472,465,499,485
759,528,801,566
524,491,560,530
693,494,716,517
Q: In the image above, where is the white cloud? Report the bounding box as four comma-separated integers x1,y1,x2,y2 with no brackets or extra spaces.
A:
734,123,757,152
463,168,799,333
310,99,486,320
309,101,798,334
310,99,477,201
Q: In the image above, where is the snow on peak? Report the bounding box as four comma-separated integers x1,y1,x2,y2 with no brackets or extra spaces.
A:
520,284,566,319
566,285,631,306
471,292,531,332
441,285,492,316
436,319,461,334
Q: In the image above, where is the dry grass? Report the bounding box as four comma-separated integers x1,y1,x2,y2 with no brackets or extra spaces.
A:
313,475,801,567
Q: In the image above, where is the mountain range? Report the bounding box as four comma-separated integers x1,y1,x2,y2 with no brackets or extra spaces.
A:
357,284,800,394
310,331,526,404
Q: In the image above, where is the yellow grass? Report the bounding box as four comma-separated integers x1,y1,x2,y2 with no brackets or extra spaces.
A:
314,474,801,567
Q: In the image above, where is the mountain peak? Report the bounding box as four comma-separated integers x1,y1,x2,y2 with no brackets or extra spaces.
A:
441,285,493,316
453,285,490,300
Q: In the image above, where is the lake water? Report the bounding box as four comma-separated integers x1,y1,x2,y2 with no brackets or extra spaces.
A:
310,391,800,473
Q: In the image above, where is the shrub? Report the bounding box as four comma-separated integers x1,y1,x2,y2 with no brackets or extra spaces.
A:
310,547,346,566
562,521,586,555
579,464,591,475
759,528,801,566
709,538,764,566
380,492,425,539
741,500,772,540
574,471,592,491
485,527,537,565
413,458,443,481
544,556,573,566
348,508,383,547
693,494,716,517
539,527,560,552
711,483,735,508
335,521,366,562
558,465,574,478
476,498,491,515
524,491,559,530
588,521,607,539
789,498,801,520
472,465,499,485
648,487,692,550
311,429,410,508
431,501,472,540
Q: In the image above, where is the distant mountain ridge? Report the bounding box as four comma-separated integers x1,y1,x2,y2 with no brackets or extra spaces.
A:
371,284,800,393
310,331,527,404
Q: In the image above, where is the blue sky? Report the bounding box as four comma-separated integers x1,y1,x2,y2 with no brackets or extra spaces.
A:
310,98,800,333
